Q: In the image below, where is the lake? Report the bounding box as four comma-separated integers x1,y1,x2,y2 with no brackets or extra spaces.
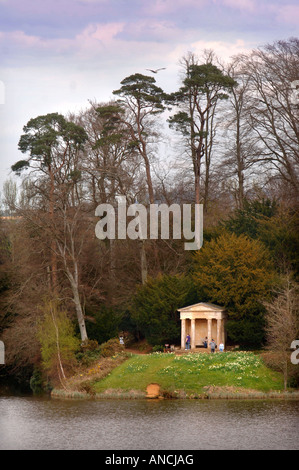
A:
0,396,298,450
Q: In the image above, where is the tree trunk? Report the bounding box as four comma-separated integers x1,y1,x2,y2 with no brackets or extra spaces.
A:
49,167,58,292
283,359,288,392
50,303,67,385
235,111,245,209
141,240,148,285
69,273,88,342
73,287,88,342
60,246,88,342
141,144,160,276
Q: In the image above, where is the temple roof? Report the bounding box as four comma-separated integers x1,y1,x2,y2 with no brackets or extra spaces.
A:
178,302,224,312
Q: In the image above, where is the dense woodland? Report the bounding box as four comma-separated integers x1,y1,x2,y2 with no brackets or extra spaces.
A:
0,38,298,390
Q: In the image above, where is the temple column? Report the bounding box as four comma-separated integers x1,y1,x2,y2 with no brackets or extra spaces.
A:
207,318,212,350
217,318,222,349
191,319,196,349
181,318,186,350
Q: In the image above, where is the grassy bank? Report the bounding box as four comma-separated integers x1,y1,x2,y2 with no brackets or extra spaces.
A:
90,351,295,399
51,351,299,400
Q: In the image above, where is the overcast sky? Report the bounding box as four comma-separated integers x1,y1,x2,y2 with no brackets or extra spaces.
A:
0,0,298,193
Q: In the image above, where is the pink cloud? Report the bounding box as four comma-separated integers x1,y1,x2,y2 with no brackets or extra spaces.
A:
0,22,125,56
0,30,41,47
0,29,75,53
190,39,252,62
76,22,124,44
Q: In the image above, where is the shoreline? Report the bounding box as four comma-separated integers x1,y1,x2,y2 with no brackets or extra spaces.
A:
50,387,299,401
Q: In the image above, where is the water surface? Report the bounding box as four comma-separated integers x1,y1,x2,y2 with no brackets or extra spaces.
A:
0,396,298,450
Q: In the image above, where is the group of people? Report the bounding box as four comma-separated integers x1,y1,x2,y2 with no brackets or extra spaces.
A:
185,335,224,353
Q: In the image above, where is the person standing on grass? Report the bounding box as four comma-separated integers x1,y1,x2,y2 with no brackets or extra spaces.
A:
210,339,216,353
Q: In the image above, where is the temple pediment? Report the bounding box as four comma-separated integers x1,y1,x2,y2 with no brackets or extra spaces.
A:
178,302,226,319
178,302,224,312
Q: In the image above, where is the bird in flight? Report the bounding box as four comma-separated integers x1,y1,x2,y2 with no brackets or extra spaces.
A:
146,68,166,74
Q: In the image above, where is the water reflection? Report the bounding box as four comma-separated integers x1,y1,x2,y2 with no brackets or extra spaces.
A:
0,397,298,450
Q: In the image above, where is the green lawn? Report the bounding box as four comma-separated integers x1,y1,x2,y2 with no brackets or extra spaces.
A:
92,351,284,396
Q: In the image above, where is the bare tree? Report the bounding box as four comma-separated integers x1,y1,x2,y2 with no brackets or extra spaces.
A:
219,59,260,208
239,38,299,200
76,103,143,207
264,277,299,390
2,179,18,215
